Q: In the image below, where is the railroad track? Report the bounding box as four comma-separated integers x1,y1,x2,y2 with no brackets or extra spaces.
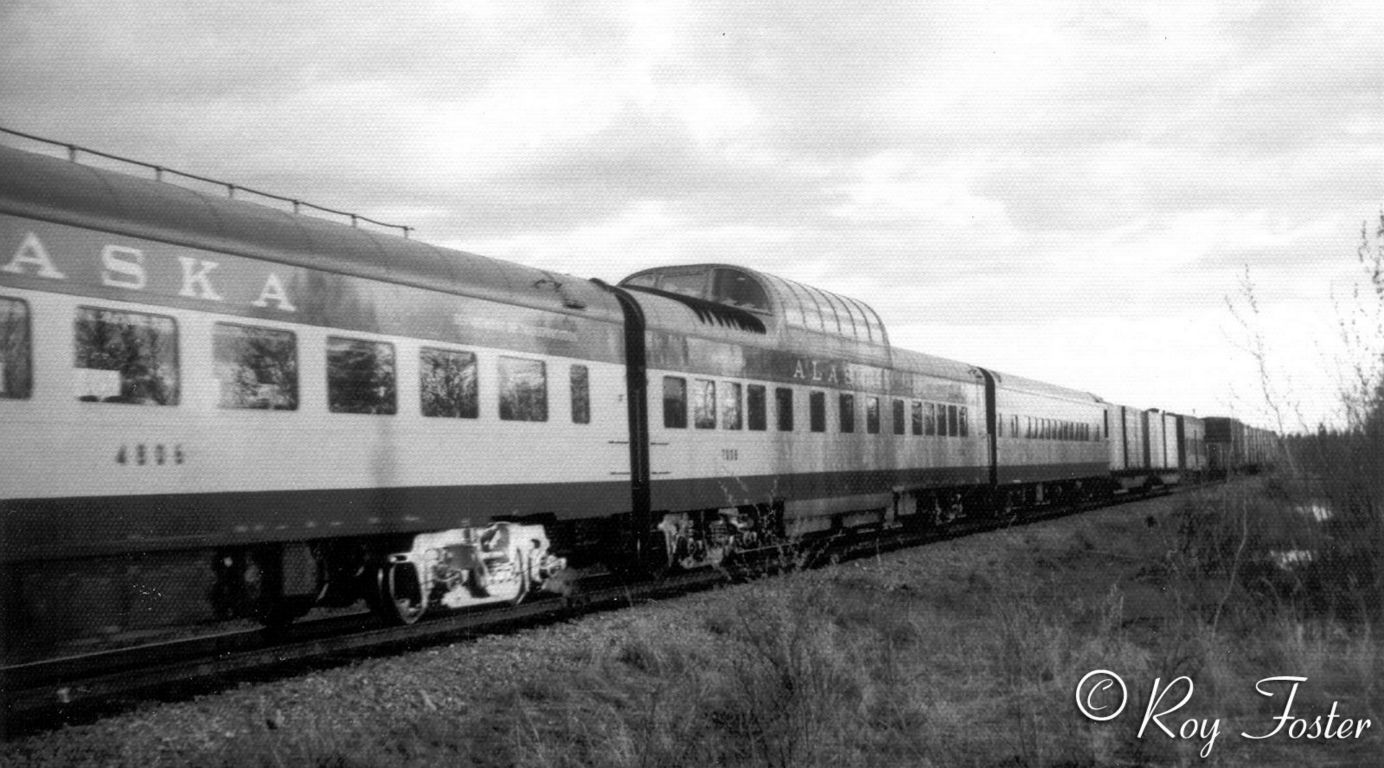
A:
0,483,1207,739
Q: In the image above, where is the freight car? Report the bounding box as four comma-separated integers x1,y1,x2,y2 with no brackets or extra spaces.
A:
0,139,1274,652
1205,416,1278,475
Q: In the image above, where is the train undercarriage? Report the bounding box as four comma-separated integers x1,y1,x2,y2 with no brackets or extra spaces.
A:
207,521,568,627
1,473,1139,662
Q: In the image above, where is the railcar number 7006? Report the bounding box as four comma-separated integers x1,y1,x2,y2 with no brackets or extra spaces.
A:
115,443,185,466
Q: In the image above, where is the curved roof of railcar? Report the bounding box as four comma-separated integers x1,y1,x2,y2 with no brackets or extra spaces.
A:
629,286,895,370
620,263,889,346
887,347,984,385
0,144,622,322
987,368,1104,405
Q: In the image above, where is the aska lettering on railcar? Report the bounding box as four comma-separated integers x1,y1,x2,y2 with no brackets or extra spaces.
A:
2,226,296,313
0,215,623,361
790,357,970,402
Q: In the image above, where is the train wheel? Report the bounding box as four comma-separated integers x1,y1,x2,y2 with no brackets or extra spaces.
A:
996,491,1017,523
374,562,426,625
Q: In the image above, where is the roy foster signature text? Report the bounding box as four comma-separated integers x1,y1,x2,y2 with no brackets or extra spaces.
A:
1074,670,1372,759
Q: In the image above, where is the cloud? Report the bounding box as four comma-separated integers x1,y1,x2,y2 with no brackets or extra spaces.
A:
1,0,1381,425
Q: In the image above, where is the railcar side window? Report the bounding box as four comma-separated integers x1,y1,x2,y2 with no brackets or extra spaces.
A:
570,365,590,424
419,347,478,418
75,307,179,405
911,401,923,435
775,387,794,431
722,382,742,430
996,410,1004,437
664,376,687,428
498,356,547,421
959,406,969,437
327,337,396,414
893,399,906,435
866,397,880,434
838,393,855,433
214,323,298,410
0,297,31,399
747,385,767,431
694,379,717,429
947,405,959,437
809,391,826,432
924,403,936,436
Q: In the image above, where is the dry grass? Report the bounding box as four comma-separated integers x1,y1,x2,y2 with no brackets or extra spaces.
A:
214,485,1381,767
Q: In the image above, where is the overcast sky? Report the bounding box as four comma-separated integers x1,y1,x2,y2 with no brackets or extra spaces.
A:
3,1,1381,429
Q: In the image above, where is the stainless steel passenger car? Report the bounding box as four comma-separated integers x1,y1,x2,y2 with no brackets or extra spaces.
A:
0,138,1279,657
0,144,627,634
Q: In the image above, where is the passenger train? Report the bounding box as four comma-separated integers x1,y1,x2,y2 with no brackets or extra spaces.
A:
0,141,1276,647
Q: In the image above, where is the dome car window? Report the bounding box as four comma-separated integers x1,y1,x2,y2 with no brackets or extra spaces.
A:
711,269,769,311
659,269,709,299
